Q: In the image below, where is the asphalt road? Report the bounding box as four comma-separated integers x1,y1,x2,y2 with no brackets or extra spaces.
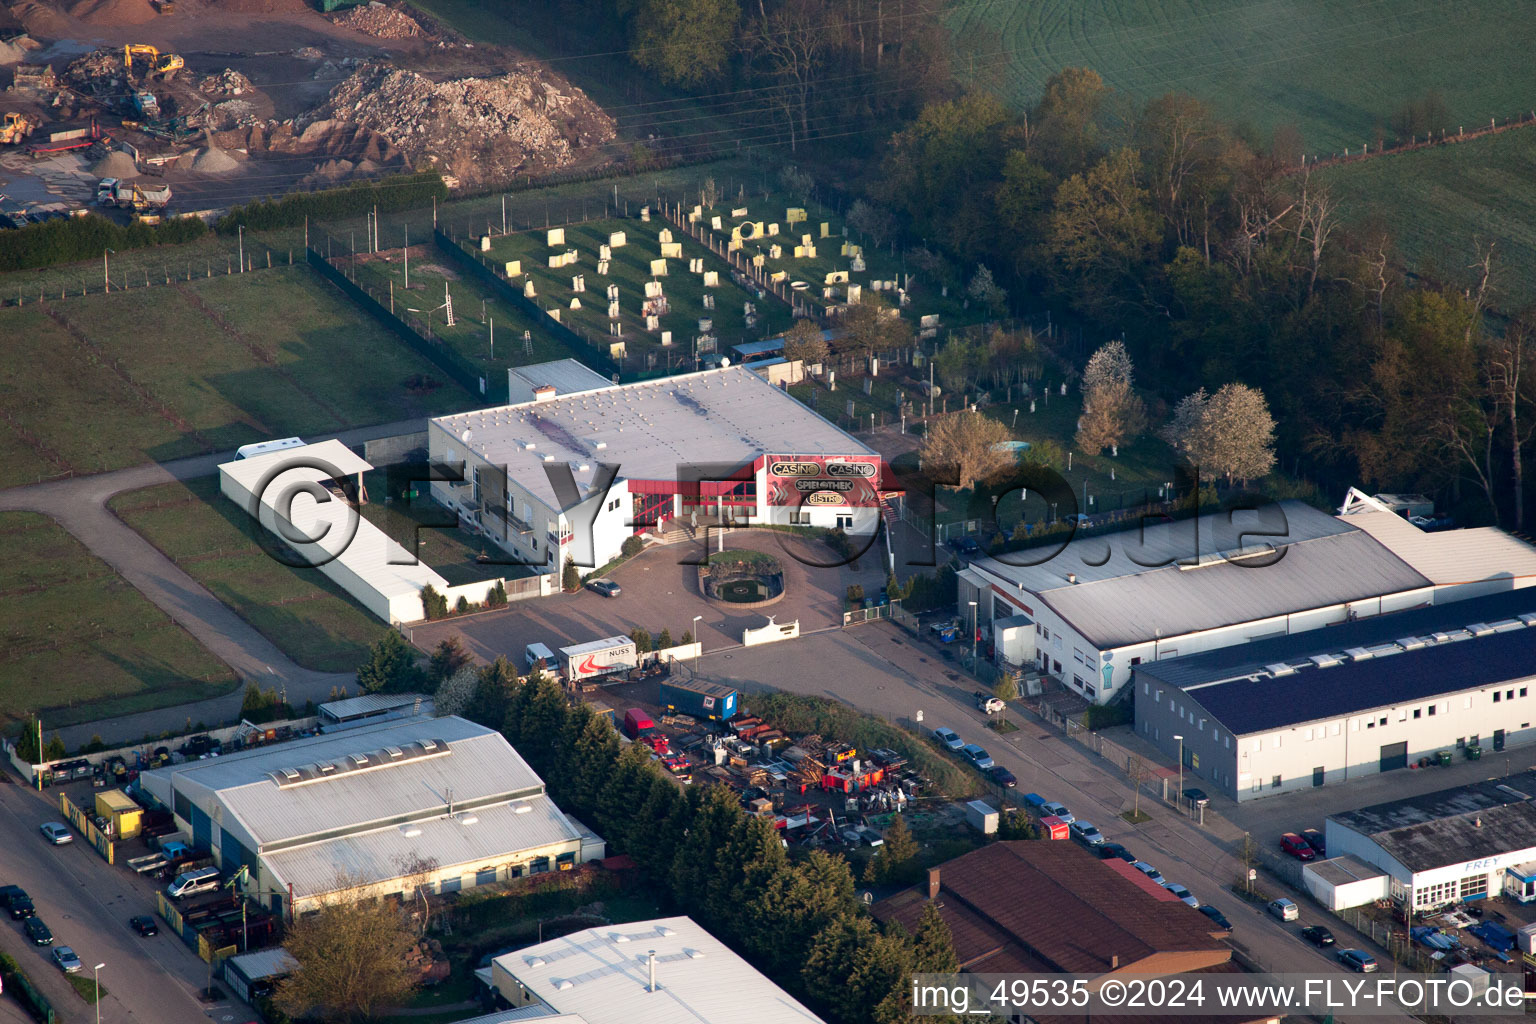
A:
0,779,256,1024
700,625,1420,1024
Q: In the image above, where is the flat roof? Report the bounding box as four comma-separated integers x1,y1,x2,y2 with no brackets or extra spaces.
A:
1329,771,1536,872
507,359,616,404
1339,510,1536,586
493,916,825,1024
971,502,1431,649
1142,593,1536,734
318,692,430,721
432,366,877,510
1306,855,1388,888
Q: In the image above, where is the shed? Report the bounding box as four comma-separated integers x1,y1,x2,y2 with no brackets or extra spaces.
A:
1517,921,1536,955
964,800,998,835
95,789,142,839
1447,963,1492,996
992,614,1035,666
223,947,298,1003
1302,855,1389,911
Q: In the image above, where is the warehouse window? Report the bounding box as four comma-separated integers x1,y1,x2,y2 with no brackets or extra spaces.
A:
1495,692,1502,703
1461,875,1489,900
1428,705,1436,716
1509,690,1517,700
1413,708,1421,718
1366,720,1374,729
1379,716,1388,726
1523,688,1529,697
1331,723,1342,736
1271,775,1282,789
1303,728,1312,741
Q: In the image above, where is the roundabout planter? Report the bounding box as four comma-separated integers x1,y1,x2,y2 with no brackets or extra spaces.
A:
699,550,786,609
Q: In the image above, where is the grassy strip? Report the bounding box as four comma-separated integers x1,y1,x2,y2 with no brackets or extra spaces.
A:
67,973,107,1003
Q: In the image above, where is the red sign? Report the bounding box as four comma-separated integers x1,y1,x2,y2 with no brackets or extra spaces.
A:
764,454,880,508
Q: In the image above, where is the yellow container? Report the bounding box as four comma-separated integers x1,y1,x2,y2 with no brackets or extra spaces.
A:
95,789,143,839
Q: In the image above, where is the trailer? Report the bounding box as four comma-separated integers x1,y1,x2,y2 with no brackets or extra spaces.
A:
559,636,637,681
28,121,107,158
658,679,739,721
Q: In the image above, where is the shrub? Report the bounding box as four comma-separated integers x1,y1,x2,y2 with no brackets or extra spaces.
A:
421,584,449,620
656,627,673,649
215,172,448,234
485,580,508,609
621,535,645,557
455,595,471,614
631,628,652,654
1085,702,1132,730
0,213,208,274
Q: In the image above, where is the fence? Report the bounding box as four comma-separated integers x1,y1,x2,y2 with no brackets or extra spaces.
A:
58,792,116,863
842,604,890,626
2,247,295,308
0,954,56,1024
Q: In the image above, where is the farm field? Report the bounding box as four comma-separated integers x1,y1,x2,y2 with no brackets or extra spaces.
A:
0,266,476,486
109,477,389,673
479,217,794,372
1320,129,1536,310
0,510,237,730
948,0,1533,154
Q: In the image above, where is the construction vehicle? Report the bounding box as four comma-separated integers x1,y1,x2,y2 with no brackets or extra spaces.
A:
0,112,38,146
28,121,108,159
155,0,175,12
99,179,171,211
123,45,184,78
131,91,159,119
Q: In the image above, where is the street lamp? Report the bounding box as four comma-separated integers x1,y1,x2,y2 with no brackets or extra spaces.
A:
692,615,702,649
968,600,978,666
93,963,105,1024
1173,735,1184,811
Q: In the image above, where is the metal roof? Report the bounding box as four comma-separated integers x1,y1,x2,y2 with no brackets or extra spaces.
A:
432,366,876,511
140,716,545,847
493,916,826,1024
1305,855,1388,888
507,360,617,405
1340,510,1536,587
225,947,299,982
318,692,430,722
1329,771,1536,873
970,502,1432,649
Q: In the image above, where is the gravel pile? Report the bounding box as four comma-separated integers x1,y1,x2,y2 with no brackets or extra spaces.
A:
317,61,614,185
90,150,139,178
193,143,238,173
199,68,253,97
331,2,423,39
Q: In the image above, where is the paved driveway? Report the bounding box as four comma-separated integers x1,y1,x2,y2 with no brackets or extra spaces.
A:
411,526,889,662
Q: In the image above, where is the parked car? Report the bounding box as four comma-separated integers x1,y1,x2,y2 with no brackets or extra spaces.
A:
1132,862,1166,885
129,915,158,937
1069,821,1104,845
1182,788,1210,807
1,885,35,919
51,946,82,973
841,827,884,848
1336,949,1378,972
932,727,964,751
951,537,982,557
1280,832,1317,861
1165,883,1199,908
987,765,1017,788
1095,842,1133,862
974,692,1006,714
1300,828,1327,857
1041,801,1074,823
1268,898,1300,922
585,578,622,598
24,917,53,946
1198,904,1232,929
1301,925,1335,947
959,743,995,770
38,822,72,845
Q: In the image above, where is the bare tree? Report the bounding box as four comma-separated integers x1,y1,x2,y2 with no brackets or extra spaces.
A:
1126,756,1151,820
782,318,829,368
920,411,1012,491
393,853,442,936
1486,318,1536,530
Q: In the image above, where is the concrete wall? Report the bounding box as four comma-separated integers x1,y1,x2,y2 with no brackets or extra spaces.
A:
1137,671,1536,802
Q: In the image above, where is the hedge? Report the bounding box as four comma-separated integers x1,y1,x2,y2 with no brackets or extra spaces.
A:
0,212,208,275
215,172,449,233
0,951,56,1023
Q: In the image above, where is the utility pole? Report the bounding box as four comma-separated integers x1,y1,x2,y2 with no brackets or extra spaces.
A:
237,225,243,273
404,224,409,289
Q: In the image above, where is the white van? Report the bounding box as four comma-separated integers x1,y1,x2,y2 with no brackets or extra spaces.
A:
166,867,220,900
525,643,557,673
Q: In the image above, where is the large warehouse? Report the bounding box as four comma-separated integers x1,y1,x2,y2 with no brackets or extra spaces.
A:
1321,771,1536,910
137,715,604,916
1134,588,1536,801
428,363,882,571
960,498,1536,704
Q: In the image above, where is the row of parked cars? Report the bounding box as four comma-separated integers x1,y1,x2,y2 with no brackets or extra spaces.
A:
931,721,1017,788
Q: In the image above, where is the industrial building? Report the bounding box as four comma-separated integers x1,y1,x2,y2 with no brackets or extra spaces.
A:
960,498,1536,704
506,359,615,406
1133,589,1536,801
482,916,826,1023
428,364,882,571
872,841,1231,976
136,715,604,916
1314,771,1536,911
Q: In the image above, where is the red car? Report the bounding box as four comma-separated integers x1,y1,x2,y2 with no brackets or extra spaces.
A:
1280,832,1316,861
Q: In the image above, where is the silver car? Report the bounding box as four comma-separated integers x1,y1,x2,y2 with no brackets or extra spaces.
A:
1164,883,1199,908
39,822,72,845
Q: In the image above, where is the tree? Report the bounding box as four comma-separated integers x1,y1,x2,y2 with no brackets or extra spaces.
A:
997,808,1038,840
14,716,41,764
966,264,1007,318
846,199,895,248
837,293,912,360
629,0,739,88
631,627,652,654
779,164,815,204
1081,339,1134,395
273,879,420,1022
43,733,65,761
744,851,857,975
356,630,425,694
1076,379,1147,456
1031,67,1110,175
1049,148,1162,318
783,318,829,367
428,636,471,684
1160,383,1277,484
562,557,580,592
992,673,1018,702
656,627,674,649
911,902,958,973
920,410,1012,491
419,584,448,620
463,658,516,729
864,814,919,883
433,664,480,718
1126,755,1152,820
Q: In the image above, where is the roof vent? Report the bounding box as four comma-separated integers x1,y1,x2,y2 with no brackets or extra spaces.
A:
685,949,705,959
1263,663,1295,677
1066,572,1078,584
420,740,440,752
1309,653,1344,668
459,815,478,826
525,956,547,968
280,768,301,781
1519,613,1536,627
1496,785,1532,802
1467,622,1495,636
385,746,404,759
1397,636,1428,650
613,933,630,943
318,762,337,775
514,804,533,814
555,979,574,991
401,825,423,837
1344,647,1373,661
657,926,676,937
1491,618,1525,632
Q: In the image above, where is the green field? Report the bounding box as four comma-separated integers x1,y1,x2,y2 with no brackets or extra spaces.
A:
479,217,794,371
0,510,237,729
948,0,1533,154
110,477,389,672
1321,129,1536,310
0,266,476,487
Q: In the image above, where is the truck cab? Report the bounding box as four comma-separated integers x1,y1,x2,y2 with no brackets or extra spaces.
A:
97,177,119,204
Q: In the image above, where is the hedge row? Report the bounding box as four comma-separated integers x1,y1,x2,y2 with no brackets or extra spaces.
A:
215,172,450,233
0,213,209,274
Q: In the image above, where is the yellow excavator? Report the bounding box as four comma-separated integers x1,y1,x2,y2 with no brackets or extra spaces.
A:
123,44,184,78
0,112,38,145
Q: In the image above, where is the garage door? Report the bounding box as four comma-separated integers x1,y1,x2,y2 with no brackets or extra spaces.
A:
1380,741,1408,773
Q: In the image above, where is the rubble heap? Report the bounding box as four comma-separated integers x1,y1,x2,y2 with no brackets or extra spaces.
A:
331,2,424,40
316,61,615,186
198,68,253,98
65,48,126,93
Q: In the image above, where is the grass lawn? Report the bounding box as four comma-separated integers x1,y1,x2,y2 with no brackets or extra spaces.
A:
1320,129,1536,310
478,217,792,373
66,974,107,1003
0,511,237,730
947,0,1535,155
0,265,476,481
109,477,389,672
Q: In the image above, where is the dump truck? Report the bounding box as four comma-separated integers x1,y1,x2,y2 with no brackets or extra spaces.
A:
103,180,171,211
0,112,38,146
658,679,739,722
559,636,637,682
